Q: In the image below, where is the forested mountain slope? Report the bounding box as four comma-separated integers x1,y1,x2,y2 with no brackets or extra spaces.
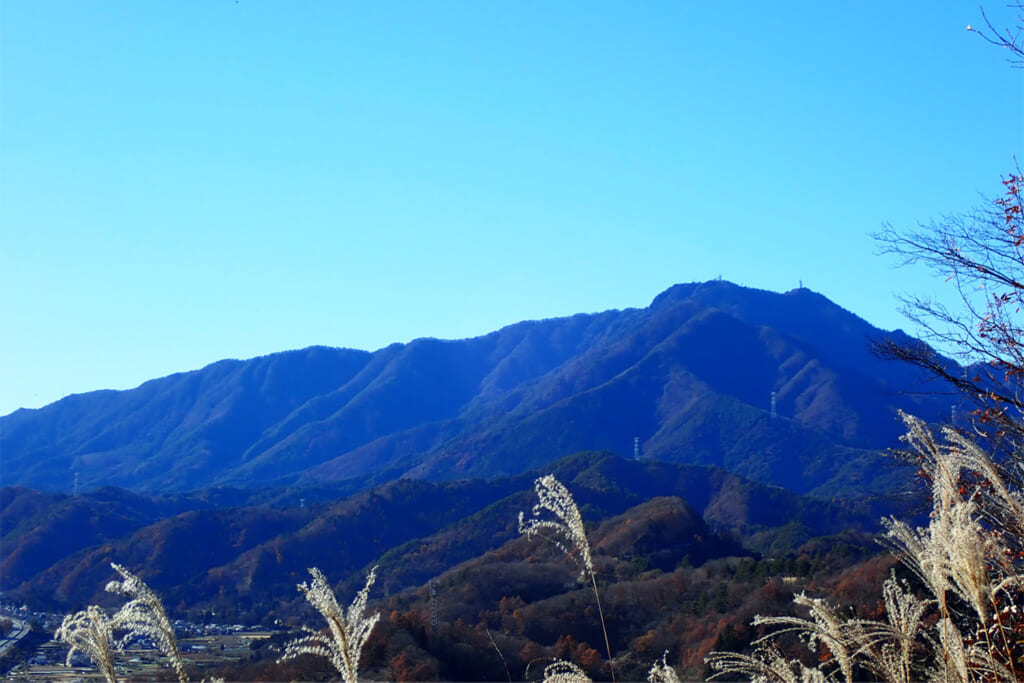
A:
0,281,950,497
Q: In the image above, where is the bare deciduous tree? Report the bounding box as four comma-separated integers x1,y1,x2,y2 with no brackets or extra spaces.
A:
874,1,1024,468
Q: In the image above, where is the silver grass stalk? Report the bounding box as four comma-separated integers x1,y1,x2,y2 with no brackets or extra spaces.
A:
106,562,186,683
707,412,1024,682
883,410,1024,679
881,515,953,613
874,415,1023,678
931,617,970,683
941,498,996,622
883,498,996,622
542,659,592,683
942,427,1024,525
748,592,893,683
930,616,1014,682
279,565,379,683
55,605,119,683
647,652,681,683
856,573,931,683
704,645,827,683
884,413,1001,623
518,474,594,581
519,475,616,682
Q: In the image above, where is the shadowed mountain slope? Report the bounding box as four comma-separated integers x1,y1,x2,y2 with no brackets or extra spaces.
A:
1,452,879,617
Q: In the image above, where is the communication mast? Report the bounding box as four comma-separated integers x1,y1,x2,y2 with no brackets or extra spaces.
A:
73,472,79,496
770,392,777,420
430,580,438,637
633,436,640,460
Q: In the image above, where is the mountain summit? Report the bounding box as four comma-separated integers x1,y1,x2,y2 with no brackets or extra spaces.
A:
0,281,950,497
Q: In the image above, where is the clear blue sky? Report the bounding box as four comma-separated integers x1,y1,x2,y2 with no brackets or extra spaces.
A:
2,1,1022,416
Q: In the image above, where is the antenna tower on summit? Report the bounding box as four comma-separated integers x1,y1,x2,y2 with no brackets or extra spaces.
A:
770,392,777,420
633,436,640,460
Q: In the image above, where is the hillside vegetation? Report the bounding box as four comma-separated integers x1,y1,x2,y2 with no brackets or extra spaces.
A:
0,281,952,500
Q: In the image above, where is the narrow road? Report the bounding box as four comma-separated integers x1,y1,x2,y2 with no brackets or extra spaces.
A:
0,618,29,660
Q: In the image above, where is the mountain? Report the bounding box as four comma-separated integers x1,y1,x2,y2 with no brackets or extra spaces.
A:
0,281,952,498
0,452,879,616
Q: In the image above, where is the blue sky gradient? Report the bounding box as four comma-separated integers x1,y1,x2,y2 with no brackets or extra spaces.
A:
2,1,1022,415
